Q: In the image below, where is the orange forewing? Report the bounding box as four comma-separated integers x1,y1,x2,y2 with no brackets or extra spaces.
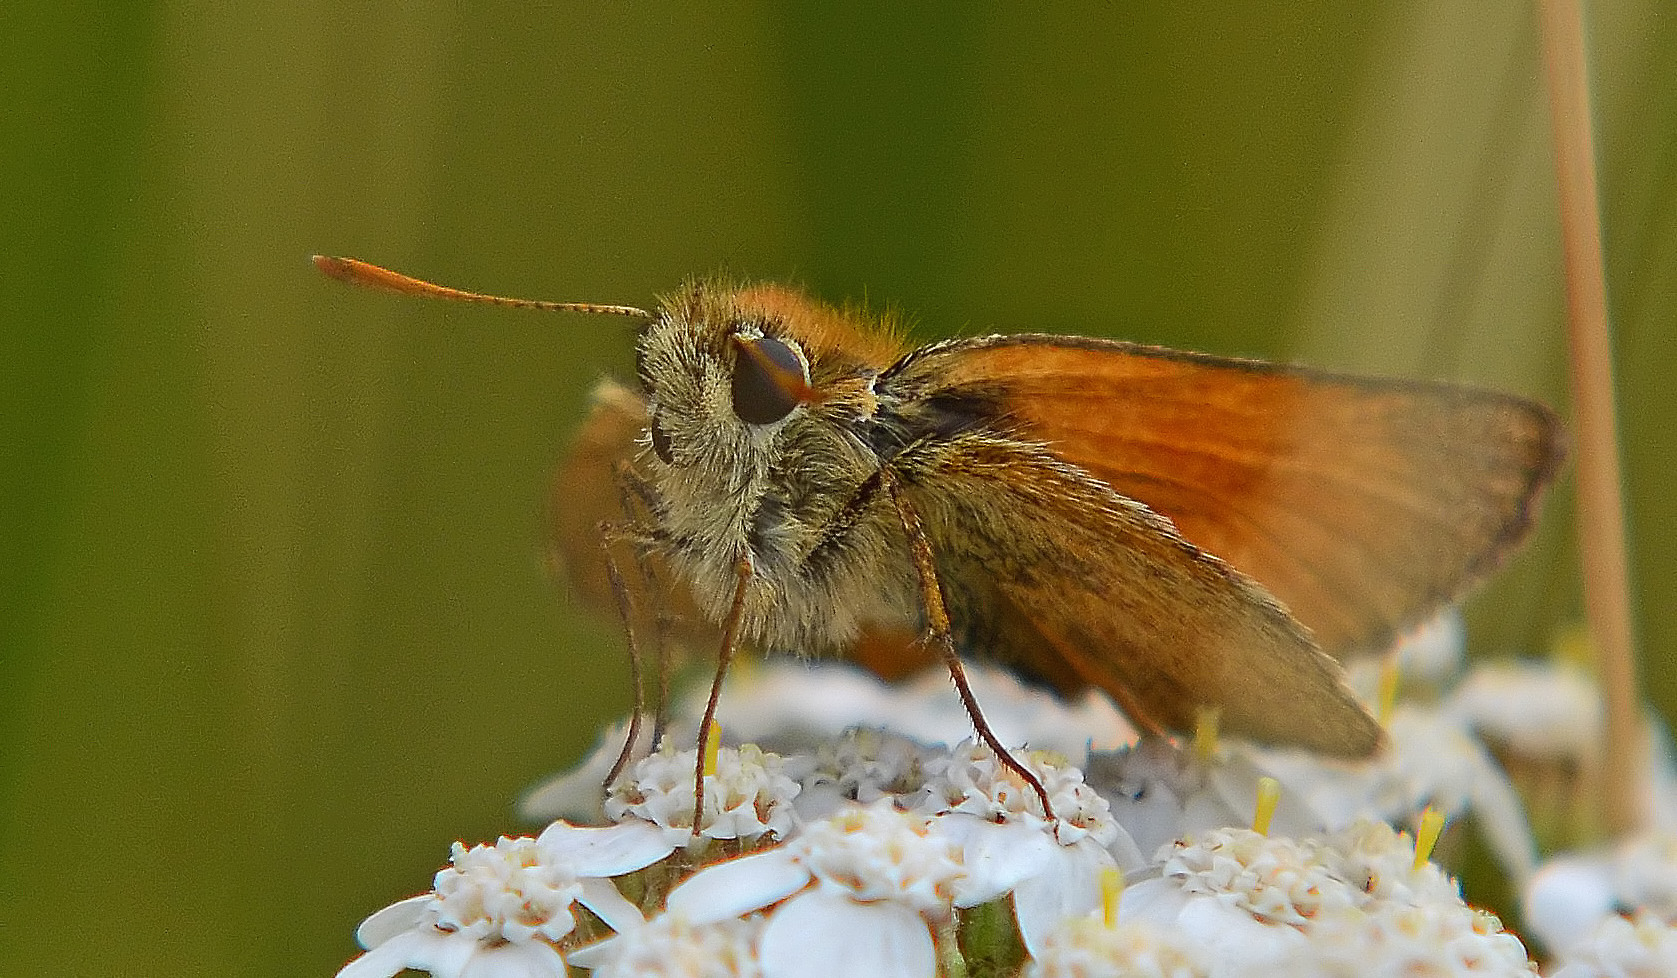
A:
906,336,1563,654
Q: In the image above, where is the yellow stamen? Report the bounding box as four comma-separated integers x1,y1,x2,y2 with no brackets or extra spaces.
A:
1100,867,1125,928
1253,777,1281,836
1100,865,1126,932
1193,707,1221,762
1377,656,1401,726
702,723,721,780
1414,806,1445,869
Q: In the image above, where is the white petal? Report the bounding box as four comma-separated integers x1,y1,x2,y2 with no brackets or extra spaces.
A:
410,930,478,978
1011,842,1114,955
1104,823,1149,874
1181,785,1246,840
946,820,1055,907
1175,897,1308,971
338,928,477,978
1115,877,1188,925
537,820,675,876
1394,609,1466,681
563,933,619,971
577,877,646,933
337,937,419,978
1524,858,1616,952
759,889,935,978
458,940,567,978
1104,779,1188,859
667,848,810,925
355,895,434,949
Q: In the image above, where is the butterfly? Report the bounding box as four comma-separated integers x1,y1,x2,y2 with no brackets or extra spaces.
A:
318,256,1563,816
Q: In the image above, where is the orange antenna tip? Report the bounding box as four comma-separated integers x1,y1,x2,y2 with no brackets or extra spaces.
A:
311,254,348,278
311,255,653,319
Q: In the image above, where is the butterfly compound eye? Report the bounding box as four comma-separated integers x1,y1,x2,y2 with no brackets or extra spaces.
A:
730,335,812,425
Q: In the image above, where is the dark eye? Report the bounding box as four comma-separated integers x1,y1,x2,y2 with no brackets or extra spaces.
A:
731,335,811,425
649,412,675,464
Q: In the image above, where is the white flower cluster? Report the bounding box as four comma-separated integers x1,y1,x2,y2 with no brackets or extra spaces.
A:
590,799,965,977
1119,824,1532,977
1025,917,1209,978
332,615,1677,978
1545,911,1677,978
336,730,1538,978
588,914,765,978
605,742,800,843
785,726,927,819
337,829,653,978
1526,829,1677,976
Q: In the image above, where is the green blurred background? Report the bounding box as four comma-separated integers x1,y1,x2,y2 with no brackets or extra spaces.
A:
4,4,1674,975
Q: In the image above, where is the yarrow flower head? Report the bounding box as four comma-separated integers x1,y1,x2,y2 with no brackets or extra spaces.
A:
1546,910,1677,978
792,800,965,910
429,837,587,943
1089,733,1340,863
1611,831,1677,921
575,913,766,978
785,726,928,821
639,799,964,978
348,618,1606,978
1302,903,1536,978
1024,916,1210,978
1238,702,1537,883
606,743,800,845
913,740,1145,954
916,739,1118,846
1117,819,1533,977
1150,826,1363,927
1446,660,1603,762
1321,818,1461,908
337,831,651,978
1525,829,1677,953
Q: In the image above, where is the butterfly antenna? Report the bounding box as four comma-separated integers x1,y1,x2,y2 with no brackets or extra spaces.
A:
312,255,653,319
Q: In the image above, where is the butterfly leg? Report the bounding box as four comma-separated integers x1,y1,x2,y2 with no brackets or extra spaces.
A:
690,554,754,837
612,461,677,748
596,521,660,793
880,469,1057,822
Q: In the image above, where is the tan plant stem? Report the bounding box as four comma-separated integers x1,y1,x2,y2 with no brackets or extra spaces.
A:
1537,0,1644,835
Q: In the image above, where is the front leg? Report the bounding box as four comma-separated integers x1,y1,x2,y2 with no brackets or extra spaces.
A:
690,554,754,837
879,467,1057,822
612,460,677,749
596,516,663,792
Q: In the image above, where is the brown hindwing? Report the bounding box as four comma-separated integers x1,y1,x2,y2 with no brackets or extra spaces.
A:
889,430,1382,757
549,378,718,666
